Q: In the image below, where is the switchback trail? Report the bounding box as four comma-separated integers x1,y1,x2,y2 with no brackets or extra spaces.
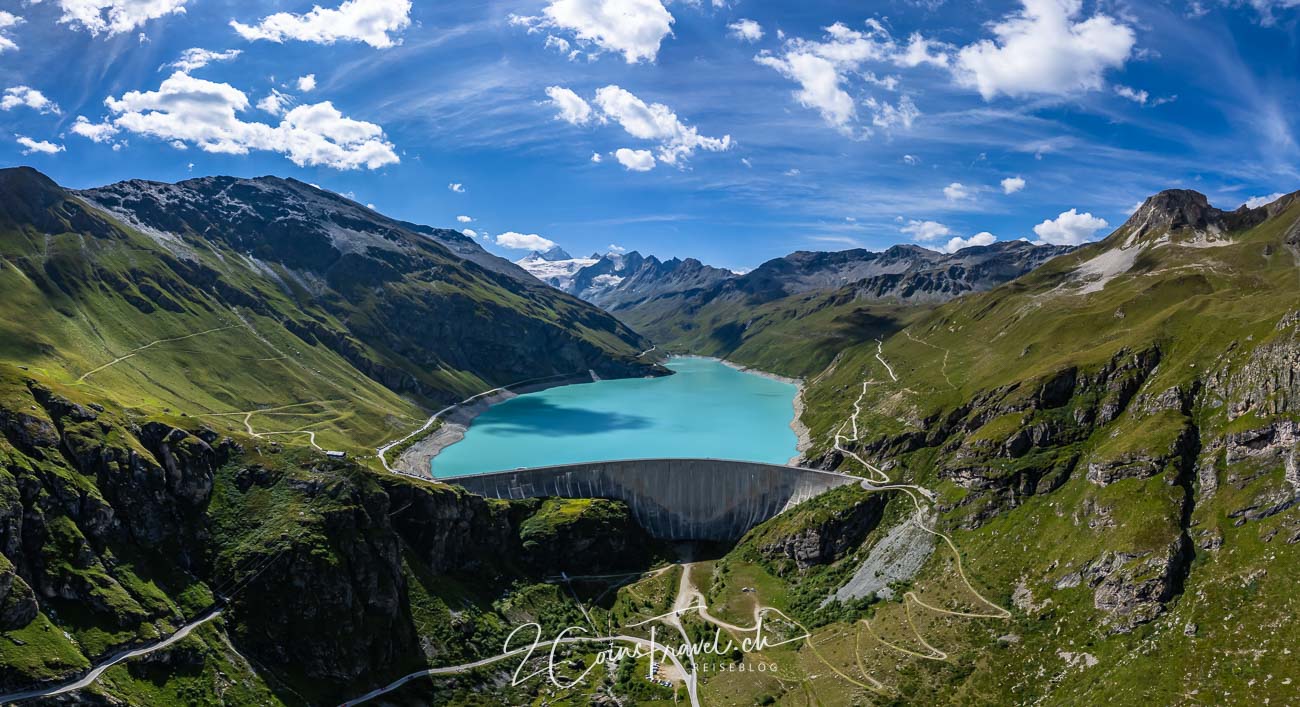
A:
821,338,1009,689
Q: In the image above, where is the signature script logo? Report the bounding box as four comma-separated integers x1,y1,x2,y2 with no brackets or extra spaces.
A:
503,608,803,689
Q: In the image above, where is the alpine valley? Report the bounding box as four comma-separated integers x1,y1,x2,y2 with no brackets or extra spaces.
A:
1,165,1297,707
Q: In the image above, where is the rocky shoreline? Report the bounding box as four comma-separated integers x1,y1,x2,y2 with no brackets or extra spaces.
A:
391,374,597,476
674,355,813,465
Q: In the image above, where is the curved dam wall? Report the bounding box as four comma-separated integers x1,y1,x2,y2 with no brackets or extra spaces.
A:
452,459,857,541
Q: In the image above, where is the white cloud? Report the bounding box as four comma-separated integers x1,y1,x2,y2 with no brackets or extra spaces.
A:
944,182,973,201
941,231,997,253
755,21,938,134
257,89,293,116
0,12,20,53
1113,84,1148,104
169,48,241,73
17,136,65,155
71,116,119,142
232,0,412,49
615,147,656,171
52,0,189,35
590,152,602,163
1001,176,1026,194
462,228,478,237
297,74,317,92
592,85,731,165
95,72,398,170
896,33,950,68
545,86,593,125
901,219,952,242
2,86,60,114
510,0,675,64
496,231,558,250
448,182,466,193
607,243,627,253
1243,192,1285,209
728,19,763,42
1033,208,1108,245
865,95,919,130
953,0,1136,100
902,154,919,165
456,215,473,223
1242,0,1300,26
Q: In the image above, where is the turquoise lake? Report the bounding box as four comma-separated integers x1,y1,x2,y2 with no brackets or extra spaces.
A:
431,357,800,478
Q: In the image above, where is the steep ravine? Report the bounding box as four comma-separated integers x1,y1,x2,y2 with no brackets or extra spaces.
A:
0,367,661,703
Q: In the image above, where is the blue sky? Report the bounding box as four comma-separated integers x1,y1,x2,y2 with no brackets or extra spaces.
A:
2,0,1300,270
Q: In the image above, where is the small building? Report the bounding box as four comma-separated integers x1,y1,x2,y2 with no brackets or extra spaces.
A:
325,450,346,459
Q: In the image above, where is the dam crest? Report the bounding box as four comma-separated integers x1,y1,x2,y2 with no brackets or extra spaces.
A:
452,459,857,541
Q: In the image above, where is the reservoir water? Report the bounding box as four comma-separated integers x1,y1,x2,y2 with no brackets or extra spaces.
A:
431,357,800,478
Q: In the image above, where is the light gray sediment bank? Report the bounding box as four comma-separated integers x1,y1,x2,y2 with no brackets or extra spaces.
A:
391,374,595,476
453,459,857,541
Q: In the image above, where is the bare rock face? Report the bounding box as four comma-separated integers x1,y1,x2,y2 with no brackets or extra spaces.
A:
0,554,37,629
758,492,886,570
1064,536,1191,633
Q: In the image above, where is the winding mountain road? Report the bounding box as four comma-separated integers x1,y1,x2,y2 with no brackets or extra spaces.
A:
0,610,223,705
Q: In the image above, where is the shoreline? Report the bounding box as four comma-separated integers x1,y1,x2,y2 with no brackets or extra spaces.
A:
686,356,812,466
394,355,813,477
389,374,596,477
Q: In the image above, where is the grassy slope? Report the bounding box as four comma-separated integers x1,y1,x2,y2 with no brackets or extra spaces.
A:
0,168,654,461
620,285,925,378
672,198,1300,704
626,196,1300,701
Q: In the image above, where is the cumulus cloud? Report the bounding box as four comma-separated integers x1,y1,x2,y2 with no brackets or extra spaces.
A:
495,231,558,250
88,72,397,170
901,219,952,242
941,231,997,253
615,147,656,171
297,74,317,92
448,182,466,192
607,243,627,253
953,0,1136,100
17,136,65,155
510,0,675,64
2,86,60,114
456,215,473,223
545,86,593,125
547,85,731,168
592,85,731,165
728,19,763,42
1243,192,1285,209
53,0,189,35
71,116,119,142
590,152,602,163
462,228,478,238
0,12,20,53
169,48,241,73
257,89,293,116
943,182,973,201
1033,208,1108,245
232,0,412,49
755,21,935,134
1001,176,1026,194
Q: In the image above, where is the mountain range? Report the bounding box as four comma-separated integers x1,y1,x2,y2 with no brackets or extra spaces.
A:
0,167,1297,706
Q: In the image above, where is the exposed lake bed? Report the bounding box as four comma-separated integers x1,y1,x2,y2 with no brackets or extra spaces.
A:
422,357,804,478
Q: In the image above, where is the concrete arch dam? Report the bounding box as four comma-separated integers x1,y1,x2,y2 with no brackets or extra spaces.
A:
451,459,858,542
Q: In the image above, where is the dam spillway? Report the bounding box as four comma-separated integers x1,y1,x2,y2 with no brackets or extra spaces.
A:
451,459,858,541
